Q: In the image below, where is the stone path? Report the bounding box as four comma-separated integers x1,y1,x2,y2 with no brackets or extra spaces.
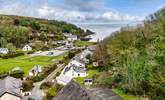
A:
87,88,123,100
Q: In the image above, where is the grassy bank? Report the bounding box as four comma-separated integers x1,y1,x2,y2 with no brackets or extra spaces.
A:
74,69,99,84
0,54,67,75
112,89,139,100
74,40,96,47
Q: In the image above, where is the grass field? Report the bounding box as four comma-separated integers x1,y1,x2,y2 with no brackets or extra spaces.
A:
0,53,67,75
112,89,139,100
74,40,96,47
74,69,99,84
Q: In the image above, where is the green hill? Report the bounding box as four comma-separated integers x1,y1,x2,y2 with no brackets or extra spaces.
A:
92,7,165,99
0,15,91,49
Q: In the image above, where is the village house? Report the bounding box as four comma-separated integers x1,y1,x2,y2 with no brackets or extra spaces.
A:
80,49,93,59
69,58,85,67
0,76,22,100
65,41,74,49
92,62,99,67
29,65,42,76
22,45,32,51
0,48,9,54
63,64,87,78
63,33,78,42
87,45,96,51
67,35,78,42
51,41,58,45
84,78,93,85
47,32,55,37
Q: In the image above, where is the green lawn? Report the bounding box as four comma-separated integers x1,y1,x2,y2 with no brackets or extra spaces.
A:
0,53,67,75
74,40,96,47
112,89,139,100
74,69,99,84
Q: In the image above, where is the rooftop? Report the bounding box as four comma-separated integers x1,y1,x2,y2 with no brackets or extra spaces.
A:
72,65,86,73
0,76,22,97
53,81,90,100
0,48,8,51
57,75,73,84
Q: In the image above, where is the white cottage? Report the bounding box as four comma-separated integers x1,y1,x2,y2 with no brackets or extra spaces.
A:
69,59,85,67
0,48,9,54
84,78,93,85
22,45,32,51
29,65,42,76
67,35,78,42
63,33,78,42
65,41,74,49
63,65,87,78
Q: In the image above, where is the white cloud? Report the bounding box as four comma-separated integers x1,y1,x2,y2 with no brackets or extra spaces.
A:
102,11,143,21
0,0,143,23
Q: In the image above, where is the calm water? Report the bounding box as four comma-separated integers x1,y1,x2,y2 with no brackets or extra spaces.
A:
76,23,126,42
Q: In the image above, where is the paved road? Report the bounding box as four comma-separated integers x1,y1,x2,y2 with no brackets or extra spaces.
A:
30,50,68,57
30,64,65,100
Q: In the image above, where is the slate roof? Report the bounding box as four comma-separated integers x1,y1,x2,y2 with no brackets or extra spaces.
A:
0,48,8,53
0,76,22,98
57,75,73,84
72,65,86,73
72,56,85,65
63,67,71,74
53,81,90,100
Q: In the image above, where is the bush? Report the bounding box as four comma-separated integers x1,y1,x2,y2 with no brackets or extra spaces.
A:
55,84,64,92
9,71,24,78
22,80,34,92
0,72,8,79
46,87,57,100
27,50,36,54
32,73,46,82
40,82,53,89
56,72,60,77
0,51,24,59
44,84,63,100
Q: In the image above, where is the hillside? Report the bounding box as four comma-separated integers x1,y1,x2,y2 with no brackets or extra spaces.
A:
91,7,165,99
0,15,92,49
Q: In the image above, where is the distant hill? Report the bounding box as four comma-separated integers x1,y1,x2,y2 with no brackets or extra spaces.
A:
0,14,92,49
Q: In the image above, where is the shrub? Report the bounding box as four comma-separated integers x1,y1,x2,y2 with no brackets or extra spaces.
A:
22,80,34,92
55,72,60,77
55,84,64,92
40,82,53,89
0,51,24,59
9,70,24,78
0,72,8,79
32,73,46,82
46,87,57,100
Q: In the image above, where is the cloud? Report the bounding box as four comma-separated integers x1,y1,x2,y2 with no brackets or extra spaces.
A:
101,11,143,21
64,0,107,12
0,0,143,23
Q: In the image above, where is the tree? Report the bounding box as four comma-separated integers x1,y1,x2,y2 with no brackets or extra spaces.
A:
92,43,109,71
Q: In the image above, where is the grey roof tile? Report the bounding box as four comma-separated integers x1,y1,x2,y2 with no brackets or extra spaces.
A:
0,76,22,97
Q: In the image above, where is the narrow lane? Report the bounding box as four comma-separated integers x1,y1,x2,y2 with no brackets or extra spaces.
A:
30,64,65,100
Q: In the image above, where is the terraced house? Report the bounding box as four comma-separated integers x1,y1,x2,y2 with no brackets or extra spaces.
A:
0,76,22,100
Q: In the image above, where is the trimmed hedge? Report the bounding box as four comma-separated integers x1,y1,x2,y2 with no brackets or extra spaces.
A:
0,51,24,59
0,50,35,59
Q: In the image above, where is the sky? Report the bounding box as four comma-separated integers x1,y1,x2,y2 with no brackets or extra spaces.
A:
0,0,165,23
